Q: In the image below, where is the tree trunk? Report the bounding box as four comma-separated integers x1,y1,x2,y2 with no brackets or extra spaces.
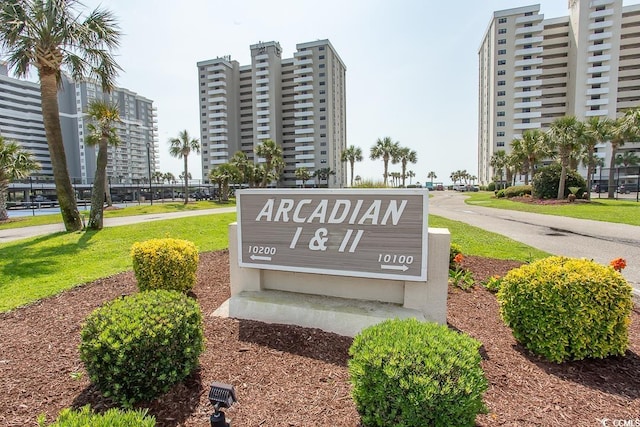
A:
87,138,108,230
105,175,112,207
607,143,618,199
183,155,189,204
558,161,568,199
0,179,9,221
39,71,82,231
350,161,355,187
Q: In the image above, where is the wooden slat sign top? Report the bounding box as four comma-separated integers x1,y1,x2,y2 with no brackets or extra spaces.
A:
237,189,428,281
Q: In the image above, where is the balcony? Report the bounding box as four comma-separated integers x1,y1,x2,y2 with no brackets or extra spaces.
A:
210,135,227,142
515,46,543,56
514,122,542,130
293,67,313,75
588,43,611,52
588,65,611,74
515,24,543,35
587,87,609,95
589,20,613,30
208,96,226,103
209,128,227,134
209,119,228,126
294,128,314,135
208,104,227,111
587,76,610,85
590,0,614,6
295,119,314,126
515,14,543,25
255,53,269,61
256,93,269,100
257,133,271,139
515,58,543,67
514,79,542,88
589,9,614,19
295,102,314,109
257,125,270,132
294,84,314,92
255,69,269,77
256,110,270,116
256,117,270,124
256,86,269,92
295,153,315,160
588,31,613,42
295,137,315,144
586,98,608,106
294,93,314,101
256,101,270,108
207,87,227,95
585,109,608,116
514,90,542,98
294,111,314,118
295,162,315,169
294,75,313,83
210,143,229,150
514,100,542,108
514,68,542,77
294,58,313,66
588,53,611,62
515,36,543,46
513,111,542,119
256,77,269,85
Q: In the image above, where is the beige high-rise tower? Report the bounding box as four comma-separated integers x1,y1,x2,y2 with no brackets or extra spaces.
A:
478,0,640,186
197,39,347,188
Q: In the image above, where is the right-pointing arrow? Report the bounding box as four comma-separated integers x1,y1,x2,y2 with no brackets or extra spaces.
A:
381,264,408,272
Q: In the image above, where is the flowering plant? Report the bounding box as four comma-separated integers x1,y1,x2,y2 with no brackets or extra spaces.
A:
610,258,627,272
449,252,474,290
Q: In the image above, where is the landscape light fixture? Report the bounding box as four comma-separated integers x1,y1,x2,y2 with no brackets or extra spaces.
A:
208,381,237,427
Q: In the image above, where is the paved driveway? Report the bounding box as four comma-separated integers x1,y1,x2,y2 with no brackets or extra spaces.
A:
429,191,640,294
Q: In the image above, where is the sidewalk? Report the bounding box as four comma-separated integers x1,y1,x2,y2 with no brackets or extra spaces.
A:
0,206,236,243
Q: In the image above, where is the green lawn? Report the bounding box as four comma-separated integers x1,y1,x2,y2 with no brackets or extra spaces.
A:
0,200,235,230
0,211,547,313
464,192,640,226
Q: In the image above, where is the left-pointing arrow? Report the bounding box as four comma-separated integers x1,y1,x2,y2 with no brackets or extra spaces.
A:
250,255,272,261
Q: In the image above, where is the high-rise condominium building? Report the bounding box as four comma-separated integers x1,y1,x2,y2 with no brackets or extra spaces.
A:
478,0,640,186
0,61,158,185
197,39,347,188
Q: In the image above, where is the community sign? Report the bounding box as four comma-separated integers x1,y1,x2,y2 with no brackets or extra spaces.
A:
237,188,428,281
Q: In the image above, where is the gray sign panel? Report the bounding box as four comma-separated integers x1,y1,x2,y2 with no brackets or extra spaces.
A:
237,189,428,281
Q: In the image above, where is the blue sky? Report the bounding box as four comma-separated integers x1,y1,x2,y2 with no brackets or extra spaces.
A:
66,1,640,184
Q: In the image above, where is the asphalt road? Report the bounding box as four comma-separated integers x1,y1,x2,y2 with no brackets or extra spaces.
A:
429,191,640,294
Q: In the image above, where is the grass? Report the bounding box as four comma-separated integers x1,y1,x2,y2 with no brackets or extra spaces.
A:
465,192,640,226
0,209,547,313
0,200,235,230
0,212,236,312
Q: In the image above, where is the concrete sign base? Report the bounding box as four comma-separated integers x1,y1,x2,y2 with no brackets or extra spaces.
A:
213,223,450,337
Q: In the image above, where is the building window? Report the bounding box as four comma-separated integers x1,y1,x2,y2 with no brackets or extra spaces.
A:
319,46,325,50
497,131,505,137
498,28,507,34
320,133,326,137
319,72,325,77
320,99,326,103
498,49,506,55
498,60,506,65
525,12,533,16
497,91,505,96
498,39,506,45
497,100,505,106
497,111,505,116
498,17,507,24
498,70,506,75
319,55,325,59
319,64,325,68
497,121,505,127
320,150,327,155
497,141,505,147
522,118,530,123
319,81,326,85
498,80,506,86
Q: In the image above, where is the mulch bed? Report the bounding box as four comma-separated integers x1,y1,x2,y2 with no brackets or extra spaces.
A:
0,251,638,426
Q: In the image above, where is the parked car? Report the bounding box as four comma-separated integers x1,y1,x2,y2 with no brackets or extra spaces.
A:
591,183,609,193
192,191,210,201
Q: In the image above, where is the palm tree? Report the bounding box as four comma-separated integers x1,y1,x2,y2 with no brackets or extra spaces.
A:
169,130,200,204
580,117,611,199
510,129,545,185
547,116,580,199
209,163,238,202
85,100,120,229
490,150,508,189
615,151,640,169
163,172,176,184
0,137,40,221
406,170,416,185
254,139,283,187
0,0,122,231
370,137,399,187
427,171,437,186
295,167,311,188
313,167,335,188
152,171,164,184
340,145,363,187
230,151,252,186
393,146,418,187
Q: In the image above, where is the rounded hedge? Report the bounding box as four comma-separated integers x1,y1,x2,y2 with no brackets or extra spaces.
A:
497,256,633,363
532,163,586,199
131,238,199,292
80,290,205,406
348,318,487,427
503,184,532,198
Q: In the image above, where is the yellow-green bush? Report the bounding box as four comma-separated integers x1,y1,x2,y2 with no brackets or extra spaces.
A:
38,405,155,426
131,238,199,292
497,256,633,363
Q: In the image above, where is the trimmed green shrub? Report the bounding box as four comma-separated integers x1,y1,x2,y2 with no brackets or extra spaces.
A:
38,405,155,427
531,163,586,199
487,182,496,191
80,290,205,406
348,318,487,427
495,189,505,198
503,185,532,198
131,238,199,292
497,256,633,363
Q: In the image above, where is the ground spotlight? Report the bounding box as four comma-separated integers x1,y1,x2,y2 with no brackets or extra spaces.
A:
209,382,236,427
